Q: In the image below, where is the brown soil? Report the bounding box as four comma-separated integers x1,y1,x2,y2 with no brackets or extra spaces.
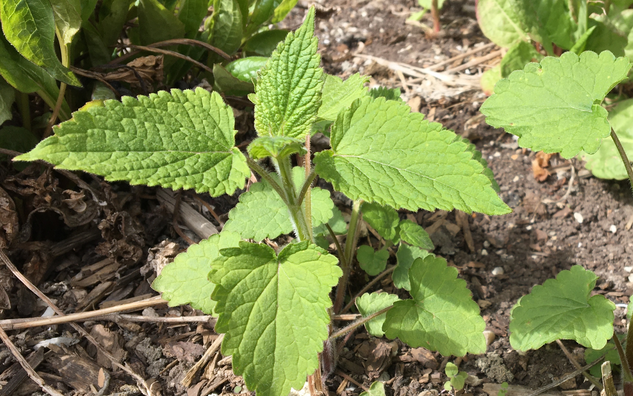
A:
0,0,631,395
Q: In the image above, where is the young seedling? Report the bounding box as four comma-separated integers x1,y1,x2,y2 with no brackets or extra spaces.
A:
17,7,510,396
444,362,468,392
481,50,633,392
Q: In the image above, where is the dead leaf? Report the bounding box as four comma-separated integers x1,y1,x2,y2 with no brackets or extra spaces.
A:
163,341,205,363
141,240,181,277
0,186,18,249
532,151,552,182
104,55,164,89
399,347,438,369
88,324,126,369
96,211,145,265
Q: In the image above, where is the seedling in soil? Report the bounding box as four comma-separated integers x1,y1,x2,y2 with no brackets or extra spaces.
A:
444,362,468,391
481,50,633,392
17,7,510,396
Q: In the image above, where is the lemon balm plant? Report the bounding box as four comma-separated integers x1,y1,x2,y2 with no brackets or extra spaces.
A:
17,8,511,396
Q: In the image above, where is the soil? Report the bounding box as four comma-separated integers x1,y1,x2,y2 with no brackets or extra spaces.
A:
1,0,632,395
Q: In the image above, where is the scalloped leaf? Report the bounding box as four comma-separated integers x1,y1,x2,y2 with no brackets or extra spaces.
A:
509,265,615,351
398,220,433,250
394,244,431,291
251,7,323,138
247,136,306,160
223,167,334,241
313,206,347,236
583,98,633,180
15,88,250,196
360,381,386,396
314,96,510,214
356,292,400,337
357,246,389,276
151,231,241,314
383,255,486,356
210,241,341,396
480,51,631,158
361,202,400,242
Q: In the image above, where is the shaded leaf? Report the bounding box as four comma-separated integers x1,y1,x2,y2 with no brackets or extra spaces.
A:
226,56,269,83
247,136,305,160
357,246,389,276
138,0,185,45
356,292,400,337
383,255,486,356
398,220,433,250
317,73,369,122
0,78,15,125
361,202,400,242
509,265,615,350
151,231,241,314
394,244,431,291
243,29,289,57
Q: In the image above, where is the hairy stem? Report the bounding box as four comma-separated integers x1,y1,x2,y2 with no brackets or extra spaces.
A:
297,169,317,206
610,129,633,192
328,305,393,340
304,134,313,233
246,156,289,206
326,224,347,270
333,200,363,313
276,156,312,242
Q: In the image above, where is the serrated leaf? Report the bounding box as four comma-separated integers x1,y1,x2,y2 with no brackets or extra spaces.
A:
15,88,250,196
481,51,631,158
223,167,334,241
138,0,185,44
394,244,431,291
398,220,433,250
357,246,389,276
360,381,386,396
314,96,510,215
178,0,208,36
383,255,486,356
151,231,241,314
509,265,615,351
247,136,306,160
0,78,15,125
583,99,633,180
210,241,341,396
368,86,402,101
0,0,80,86
318,74,369,122
356,292,400,337
361,202,400,242
252,7,323,139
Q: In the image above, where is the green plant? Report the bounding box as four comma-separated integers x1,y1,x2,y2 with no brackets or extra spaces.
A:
481,49,633,392
476,0,633,94
444,362,468,391
16,7,510,396
408,0,444,34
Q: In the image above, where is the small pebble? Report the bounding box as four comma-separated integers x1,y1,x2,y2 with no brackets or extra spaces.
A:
483,240,490,248
574,212,584,223
610,225,617,233
629,274,633,283
492,267,504,276
625,266,633,272
481,249,489,256
483,330,496,346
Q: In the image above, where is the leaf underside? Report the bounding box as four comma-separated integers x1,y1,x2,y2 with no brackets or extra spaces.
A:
383,255,486,356
151,231,241,314
314,96,510,215
509,265,615,351
211,241,341,396
15,88,250,196
481,51,631,158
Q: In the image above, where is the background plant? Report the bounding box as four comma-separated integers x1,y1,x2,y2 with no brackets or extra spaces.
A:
15,7,512,396
481,49,633,391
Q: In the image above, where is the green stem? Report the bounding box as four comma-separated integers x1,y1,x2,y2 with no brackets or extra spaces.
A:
276,156,312,242
245,156,288,206
626,326,633,379
328,305,393,340
610,129,633,192
333,200,363,313
613,332,633,382
15,91,31,131
297,169,317,205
